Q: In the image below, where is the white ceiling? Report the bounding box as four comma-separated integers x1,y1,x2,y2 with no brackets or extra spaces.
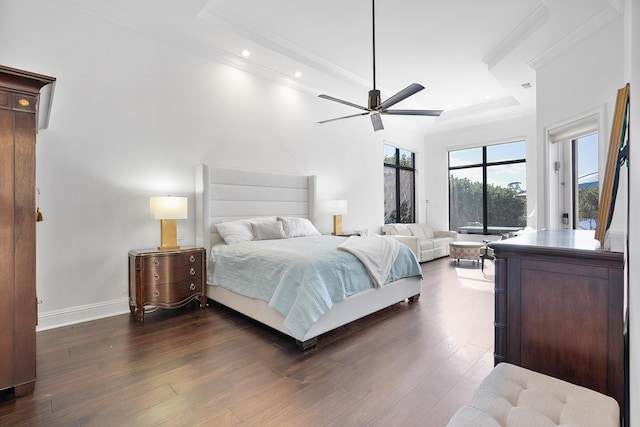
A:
58,0,623,133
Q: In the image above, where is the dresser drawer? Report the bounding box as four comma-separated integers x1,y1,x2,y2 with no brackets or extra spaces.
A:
144,280,202,304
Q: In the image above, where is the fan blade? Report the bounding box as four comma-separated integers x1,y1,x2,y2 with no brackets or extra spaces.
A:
383,109,443,117
317,112,369,124
371,113,384,131
318,94,369,111
377,83,425,110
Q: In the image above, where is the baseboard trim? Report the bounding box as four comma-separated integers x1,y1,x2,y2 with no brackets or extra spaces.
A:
37,297,130,331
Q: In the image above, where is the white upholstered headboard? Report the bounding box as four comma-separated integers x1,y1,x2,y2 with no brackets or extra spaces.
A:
195,165,317,251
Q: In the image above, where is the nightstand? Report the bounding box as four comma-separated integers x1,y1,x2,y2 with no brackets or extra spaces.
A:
332,231,361,237
128,247,206,322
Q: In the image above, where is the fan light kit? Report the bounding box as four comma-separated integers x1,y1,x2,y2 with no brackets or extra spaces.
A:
317,0,443,131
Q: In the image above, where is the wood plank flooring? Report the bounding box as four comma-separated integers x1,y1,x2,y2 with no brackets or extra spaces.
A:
0,257,495,426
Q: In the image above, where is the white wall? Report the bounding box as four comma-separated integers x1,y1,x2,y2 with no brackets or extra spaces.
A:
423,114,537,233
537,12,634,423
626,0,638,423
0,1,426,328
535,17,626,232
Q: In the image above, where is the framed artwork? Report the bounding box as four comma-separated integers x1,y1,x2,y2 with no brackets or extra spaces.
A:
595,83,630,247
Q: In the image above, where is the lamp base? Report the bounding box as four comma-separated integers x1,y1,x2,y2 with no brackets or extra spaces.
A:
332,215,343,236
158,219,180,251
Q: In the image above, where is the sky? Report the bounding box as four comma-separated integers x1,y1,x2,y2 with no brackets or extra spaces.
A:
448,134,600,190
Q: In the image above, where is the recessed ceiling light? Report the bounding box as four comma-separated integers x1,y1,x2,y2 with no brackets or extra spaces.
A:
294,71,302,78
484,94,491,99
242,49,251,57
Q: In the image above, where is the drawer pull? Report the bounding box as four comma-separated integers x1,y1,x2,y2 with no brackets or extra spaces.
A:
190,283,196,291
153,273,160,280
153,259,159,267
153,289,160,297
189,268,196,276
189,255,196,263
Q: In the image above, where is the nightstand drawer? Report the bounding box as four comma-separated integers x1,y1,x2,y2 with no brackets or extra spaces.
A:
144,280,202,304
140,253,202,285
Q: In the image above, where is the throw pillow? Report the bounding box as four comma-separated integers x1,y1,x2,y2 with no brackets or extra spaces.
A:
215,220,253,244
278,217,321,238
252,221,287,240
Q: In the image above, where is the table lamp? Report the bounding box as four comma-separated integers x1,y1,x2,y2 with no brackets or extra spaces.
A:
328,199,347,235
150,196,188,250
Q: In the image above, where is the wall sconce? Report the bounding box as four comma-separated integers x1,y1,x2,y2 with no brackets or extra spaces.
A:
327,199,348,235
150,196,188,250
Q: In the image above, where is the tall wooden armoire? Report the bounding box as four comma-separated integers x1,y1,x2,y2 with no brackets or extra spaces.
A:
0,65,56,396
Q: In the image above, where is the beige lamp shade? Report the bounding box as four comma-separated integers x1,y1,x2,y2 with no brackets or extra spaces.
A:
150,196,188,220
150,196,188,250
327,199,348,215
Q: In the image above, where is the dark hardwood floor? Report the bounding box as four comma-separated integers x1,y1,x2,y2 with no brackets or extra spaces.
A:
0,257,494,426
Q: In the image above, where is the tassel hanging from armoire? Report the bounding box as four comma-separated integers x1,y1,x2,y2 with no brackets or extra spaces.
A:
35,188,43,222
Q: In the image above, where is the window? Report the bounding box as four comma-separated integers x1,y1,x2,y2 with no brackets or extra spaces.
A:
449,141,526,235
384,145,415,224
573,133,599,230
547,114,599,230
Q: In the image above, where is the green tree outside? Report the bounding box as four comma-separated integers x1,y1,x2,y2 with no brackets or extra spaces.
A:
450,176,526,232
578,187,599,230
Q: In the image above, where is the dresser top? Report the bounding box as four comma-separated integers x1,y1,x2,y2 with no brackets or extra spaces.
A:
490,229,623,262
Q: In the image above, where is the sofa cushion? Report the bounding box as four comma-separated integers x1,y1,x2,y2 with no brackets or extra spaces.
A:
382,223,413,236
419,239,435,251
420,224,435,239
407,224,426,239
397,224,412,236
432,236,453,249
380,224,398,235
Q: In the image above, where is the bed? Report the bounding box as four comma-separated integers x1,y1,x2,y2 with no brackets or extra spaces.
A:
195,164,423,350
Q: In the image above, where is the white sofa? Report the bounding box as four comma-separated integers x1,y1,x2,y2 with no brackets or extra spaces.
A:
381,223,457,263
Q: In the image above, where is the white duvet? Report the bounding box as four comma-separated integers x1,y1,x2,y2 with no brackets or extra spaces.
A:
337,235,400,288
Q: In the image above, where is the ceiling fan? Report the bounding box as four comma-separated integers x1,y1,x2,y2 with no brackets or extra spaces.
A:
317,0,443,132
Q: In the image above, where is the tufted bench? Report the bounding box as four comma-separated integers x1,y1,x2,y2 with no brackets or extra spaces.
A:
447,363,620,427
449,241,483,264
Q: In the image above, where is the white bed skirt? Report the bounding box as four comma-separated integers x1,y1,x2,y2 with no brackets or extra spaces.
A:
207,275,421,347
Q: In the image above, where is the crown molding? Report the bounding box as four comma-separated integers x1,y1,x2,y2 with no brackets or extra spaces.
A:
528,2,624,70
482,3,550,70
424,105,536,135
437,96,521,121
197,3,372,93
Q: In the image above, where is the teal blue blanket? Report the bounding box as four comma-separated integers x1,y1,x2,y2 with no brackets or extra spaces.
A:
209,235,422,340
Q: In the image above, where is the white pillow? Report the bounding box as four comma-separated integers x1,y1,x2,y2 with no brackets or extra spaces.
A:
394,224,412,236
381,224,398,235
252,221,287,240
278,217,321,238
215,220,253,244
248,217,277,226
215,217,278,244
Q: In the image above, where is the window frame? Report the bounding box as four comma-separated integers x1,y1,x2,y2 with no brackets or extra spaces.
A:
448,141,526,235
384,145,416,224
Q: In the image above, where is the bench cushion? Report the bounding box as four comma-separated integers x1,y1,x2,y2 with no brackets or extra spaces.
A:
447,363,619,427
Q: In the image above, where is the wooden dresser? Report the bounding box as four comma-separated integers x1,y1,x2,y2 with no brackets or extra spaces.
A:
0,66,56,396
491,229,625,410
